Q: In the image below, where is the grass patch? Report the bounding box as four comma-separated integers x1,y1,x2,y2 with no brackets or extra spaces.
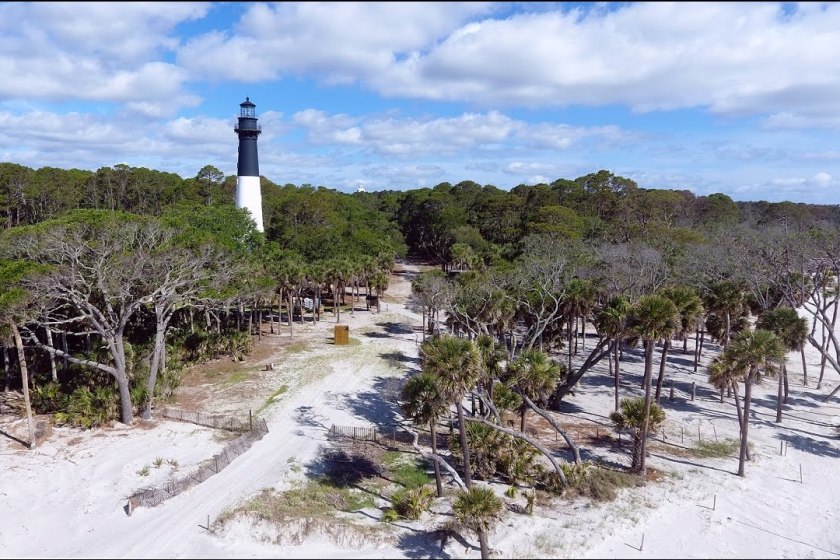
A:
137,465,150,477
562,463,642,502
256,385,288,415
691,438,739,458
224,371,250,385
286,341,310,354
224,479,375,523
381,451,432,489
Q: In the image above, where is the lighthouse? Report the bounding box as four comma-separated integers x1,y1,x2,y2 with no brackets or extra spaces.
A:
234,97,264,232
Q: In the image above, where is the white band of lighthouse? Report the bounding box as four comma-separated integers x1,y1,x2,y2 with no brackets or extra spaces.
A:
235,176,264,232
234,97,264,232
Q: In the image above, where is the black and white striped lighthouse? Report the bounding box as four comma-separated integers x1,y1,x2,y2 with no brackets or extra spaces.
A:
234,97,264,232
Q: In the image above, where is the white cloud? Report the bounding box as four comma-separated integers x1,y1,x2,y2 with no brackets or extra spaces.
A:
290,109,628,156
178,2,496,83
0,2,208,113
177,2,840,124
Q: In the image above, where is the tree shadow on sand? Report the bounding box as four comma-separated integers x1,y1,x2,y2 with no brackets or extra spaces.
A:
776,432,840,458
376,321,414,335
343,376,405,431
380,350,422,367
397,530,455,559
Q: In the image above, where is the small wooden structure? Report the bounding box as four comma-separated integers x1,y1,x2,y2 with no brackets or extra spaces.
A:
334,324,349,345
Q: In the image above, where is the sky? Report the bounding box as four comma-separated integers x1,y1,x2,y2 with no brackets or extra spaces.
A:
1,2,839,204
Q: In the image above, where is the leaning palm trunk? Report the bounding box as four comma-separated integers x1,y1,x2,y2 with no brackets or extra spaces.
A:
465,416,568,486
12,324,35,449
407,425,466,491
521,394,581,464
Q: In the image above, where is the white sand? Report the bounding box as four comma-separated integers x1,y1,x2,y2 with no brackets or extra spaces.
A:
1,265,839,559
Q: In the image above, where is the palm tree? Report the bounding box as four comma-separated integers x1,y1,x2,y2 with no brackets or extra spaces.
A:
628,294,679,475
503,349,560,433
452,486,503,560
656,286,703,402
705,281,746,349
595,295,632,412
755,308,808,423
476,334,506,414
716,329,785,476
421,335,482,488
561,278,595,368
401,372,449,497
610,397,665,472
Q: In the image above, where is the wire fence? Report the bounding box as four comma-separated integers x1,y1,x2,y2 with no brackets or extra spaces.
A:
159,406,255,433
328,423,449,449
127,415,269,512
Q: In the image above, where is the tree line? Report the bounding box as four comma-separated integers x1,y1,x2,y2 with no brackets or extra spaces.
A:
2,160,839,477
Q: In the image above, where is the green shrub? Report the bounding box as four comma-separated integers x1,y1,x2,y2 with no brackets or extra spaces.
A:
53,385,118,428
380,508,400,523
391,485,436,520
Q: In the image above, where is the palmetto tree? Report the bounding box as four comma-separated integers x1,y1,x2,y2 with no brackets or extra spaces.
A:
755,308,808,423
401,372,449,497
561,278,596,369
452,485,503,560
504,349,560,433
706,281,746,349
596,295,632,412
656,286,703,402
610,397,665,472
628,294,679,475
713,329,785,476
421,335,482,488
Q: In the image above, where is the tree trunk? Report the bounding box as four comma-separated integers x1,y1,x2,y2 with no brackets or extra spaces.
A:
783,366,789,403
3,345,10,392
567,317,573,376
731,381,749,461
724,312,731,348
143,309,170,419
638,339,655,475
613,340,620,412
12,324,35,449
738,370,755,477
288,294,294,339
655,339,670,403
776,364,785,423
521,394,581,464
430,421,443,497
693,329,700,372
800,347,808,387
45,326,58,383
478,529,490,560
631,433,643,472
421,305,426,343
520,405,526,433
456,402,473,489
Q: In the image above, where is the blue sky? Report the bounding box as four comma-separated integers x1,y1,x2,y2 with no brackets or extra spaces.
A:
1,2,839,204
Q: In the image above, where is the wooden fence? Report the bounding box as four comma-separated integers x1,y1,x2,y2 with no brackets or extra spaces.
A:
159,406,253,433
127,415,268,512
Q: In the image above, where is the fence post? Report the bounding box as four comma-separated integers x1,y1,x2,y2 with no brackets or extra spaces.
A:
669,380,674,401
698,426,702,444
691,382,696,401
249,409,253,431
